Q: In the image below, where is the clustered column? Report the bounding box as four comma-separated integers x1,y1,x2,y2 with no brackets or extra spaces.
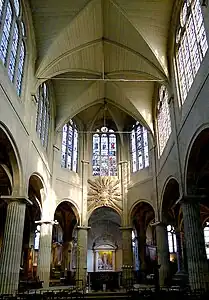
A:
0,197,28,294
181,197,209,290
37,221,53,288
155,222,170,286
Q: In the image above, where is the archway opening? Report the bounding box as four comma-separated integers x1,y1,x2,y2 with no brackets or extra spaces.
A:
51,201,78,284
20,175,43,280
186,129,209,261
161,179,181,278
0,127,19,257
87,206,121,290
131,202,155,280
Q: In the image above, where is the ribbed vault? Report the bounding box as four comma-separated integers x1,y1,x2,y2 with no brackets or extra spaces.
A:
30,0,174,130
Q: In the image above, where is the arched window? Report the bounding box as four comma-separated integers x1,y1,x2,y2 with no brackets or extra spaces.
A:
176,0,208,104
92,126,117,176
36,83,50,148
204,222,209,259
167,225,177,253
61,119,78,172
157,86,171,156
130,122,149,172
0,0,26,96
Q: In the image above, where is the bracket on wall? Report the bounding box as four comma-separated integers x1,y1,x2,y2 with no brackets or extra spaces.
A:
202,0,208,7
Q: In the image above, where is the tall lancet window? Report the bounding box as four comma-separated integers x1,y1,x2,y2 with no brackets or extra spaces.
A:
36,83,50,148
130,122,149,172
92,126,117,176
157,86,171,156
176,0,208,104
61,119,78,172
0,0,26,96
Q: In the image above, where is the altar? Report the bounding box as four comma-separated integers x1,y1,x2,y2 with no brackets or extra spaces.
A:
88,272,121,291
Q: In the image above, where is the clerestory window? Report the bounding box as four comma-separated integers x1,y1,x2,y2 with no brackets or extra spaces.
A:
92,126,117,176
175,0,208,104
157,86,172,156
36,83,50,148
0,0,26,96
130,122,149,172
61,119,78,172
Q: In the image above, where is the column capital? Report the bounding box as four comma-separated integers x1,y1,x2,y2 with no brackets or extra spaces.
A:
77,226,91,231
178,194,207,205
150,221,166,228
81,160,89,164
0,195,32,205
35,219,58,225
120,226,132,231
118,160,128,165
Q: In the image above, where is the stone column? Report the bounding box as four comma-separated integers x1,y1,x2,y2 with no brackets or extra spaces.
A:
0,197,29,294
76,226,89,288
37,221,54,288
155,222,170,286
181,196,209,290
120,227,133,282
175,229,183,273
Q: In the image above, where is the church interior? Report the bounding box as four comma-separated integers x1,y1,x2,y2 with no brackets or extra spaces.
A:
1,0,209,297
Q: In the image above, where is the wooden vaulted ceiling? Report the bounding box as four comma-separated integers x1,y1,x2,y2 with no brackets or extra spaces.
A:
30,0,174,131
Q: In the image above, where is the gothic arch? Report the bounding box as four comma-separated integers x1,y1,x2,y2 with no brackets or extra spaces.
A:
161,177,180,227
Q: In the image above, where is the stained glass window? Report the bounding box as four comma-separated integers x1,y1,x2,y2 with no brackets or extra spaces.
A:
157,86,171,156
204,222,209,259
61,119,78,172
0,0,4,19
36,83,50,148
0,0,26,96
130,122,149,172
176,0,208,104
92,127,117,176
167,225,177,253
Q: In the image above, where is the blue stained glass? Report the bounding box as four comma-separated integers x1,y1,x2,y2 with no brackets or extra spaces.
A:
8,23,19,82
61,120,78,171
176,0,208,104
0,0,4,18
130,122,149,172
92,128,117,176
0,3,12,64
16,42,25,95
14,0,20,16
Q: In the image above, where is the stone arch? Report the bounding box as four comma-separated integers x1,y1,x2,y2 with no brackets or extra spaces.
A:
160,177,180,226
55,198,80,225
129,199,155,226
87,204,122,223
0,122,22,195
184,123,209,194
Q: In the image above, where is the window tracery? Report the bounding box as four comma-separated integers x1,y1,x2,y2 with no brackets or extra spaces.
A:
92,126,117,176
36,83,50,148
0,0,26,96
130,122,149,172
176,0,208,104
157,86,171,156
61,119,78,172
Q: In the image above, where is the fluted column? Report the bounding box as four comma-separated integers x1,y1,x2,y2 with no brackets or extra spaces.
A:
0,197,29,294
37,221,53,288
76,226,89,288
181,196,209,290
155,222,170,286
